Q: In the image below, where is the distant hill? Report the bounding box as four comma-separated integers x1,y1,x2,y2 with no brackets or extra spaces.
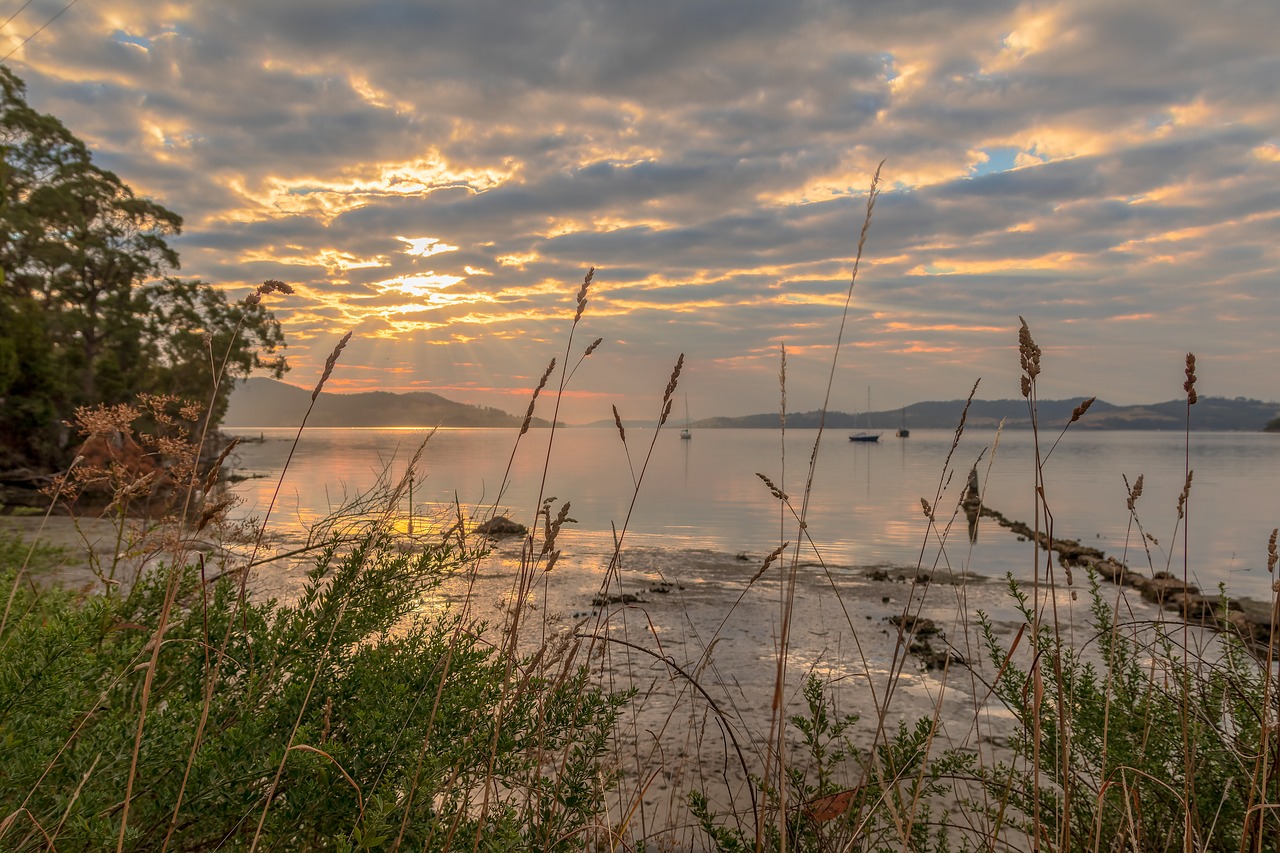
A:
694,397,1280,432
225,378,549,428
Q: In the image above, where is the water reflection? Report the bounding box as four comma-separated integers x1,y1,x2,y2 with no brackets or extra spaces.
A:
225,427,1280,599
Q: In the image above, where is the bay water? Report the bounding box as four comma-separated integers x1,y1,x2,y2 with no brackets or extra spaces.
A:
224,425,1280,602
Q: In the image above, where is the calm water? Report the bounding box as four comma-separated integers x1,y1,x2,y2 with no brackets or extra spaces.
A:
224,426,1280,600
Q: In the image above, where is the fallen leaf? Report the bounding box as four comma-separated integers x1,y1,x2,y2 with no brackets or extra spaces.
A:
805,788,856,822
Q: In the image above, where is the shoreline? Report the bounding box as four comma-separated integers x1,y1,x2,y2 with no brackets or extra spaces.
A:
979,505,1279,650
1,512,1183,846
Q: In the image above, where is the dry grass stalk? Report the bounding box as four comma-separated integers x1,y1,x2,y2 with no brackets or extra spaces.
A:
863,379,986,824
166,325,359,851
759,163,881,848
462,267,606,849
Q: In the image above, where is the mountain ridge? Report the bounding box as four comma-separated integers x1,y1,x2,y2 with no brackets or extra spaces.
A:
688,396,1280,431
225,378,550,428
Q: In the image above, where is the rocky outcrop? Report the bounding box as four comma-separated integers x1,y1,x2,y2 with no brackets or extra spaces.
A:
982,505,1278,651
474,515,527,538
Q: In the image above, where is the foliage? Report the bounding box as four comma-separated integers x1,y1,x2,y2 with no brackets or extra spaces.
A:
0,65,287,472
141,277,287,433
0,532,625,851
0,531,65,575
976,573,1278,853
693,674,971,852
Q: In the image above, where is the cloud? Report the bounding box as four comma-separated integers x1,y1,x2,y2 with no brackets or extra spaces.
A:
3,0,1277,419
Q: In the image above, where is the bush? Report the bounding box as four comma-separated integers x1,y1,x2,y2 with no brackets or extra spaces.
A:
975,574,1277,853
0,531,625,851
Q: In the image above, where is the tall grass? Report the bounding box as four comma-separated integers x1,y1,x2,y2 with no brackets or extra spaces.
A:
2,203,1279,852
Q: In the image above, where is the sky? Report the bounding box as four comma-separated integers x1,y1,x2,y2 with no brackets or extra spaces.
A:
3,0,1278,423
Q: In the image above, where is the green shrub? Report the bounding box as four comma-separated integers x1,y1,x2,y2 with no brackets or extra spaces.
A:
0,532,625,851
976,573,1277,853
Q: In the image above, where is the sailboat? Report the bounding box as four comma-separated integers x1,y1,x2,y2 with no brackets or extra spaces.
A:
897,406,910,438
680,395,692,440
849,387,881,442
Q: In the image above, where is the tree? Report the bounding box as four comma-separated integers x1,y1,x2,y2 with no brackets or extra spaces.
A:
142,277,288,435
0,65,287,473
0,268,63,469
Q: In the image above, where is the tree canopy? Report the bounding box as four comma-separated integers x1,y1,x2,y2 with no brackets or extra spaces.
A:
0,65,287,474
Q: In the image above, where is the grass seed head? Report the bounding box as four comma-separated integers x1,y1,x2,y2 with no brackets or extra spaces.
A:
750,542,790,584
244,279,294,306
1017,316,1041,397
573,267,594,324
1184,353,1198,405
1070,397,1095,423
259,279,294,296
1125,473,1144,514
657,353,684,425
312,331,352,401
756,472,788,502
663,354,685,404
611,405,626,443
196,498,236,533
521,358,557,434
203,436,241,494
778,344,787,428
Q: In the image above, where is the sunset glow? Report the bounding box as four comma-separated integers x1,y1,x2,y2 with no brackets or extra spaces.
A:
4,0,1276,421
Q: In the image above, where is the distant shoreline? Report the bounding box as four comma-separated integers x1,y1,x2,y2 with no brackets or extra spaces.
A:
228,379,1279,431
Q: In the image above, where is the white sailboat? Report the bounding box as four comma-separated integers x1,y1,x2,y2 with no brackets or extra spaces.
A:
849,387,881,442
680,395,692,439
